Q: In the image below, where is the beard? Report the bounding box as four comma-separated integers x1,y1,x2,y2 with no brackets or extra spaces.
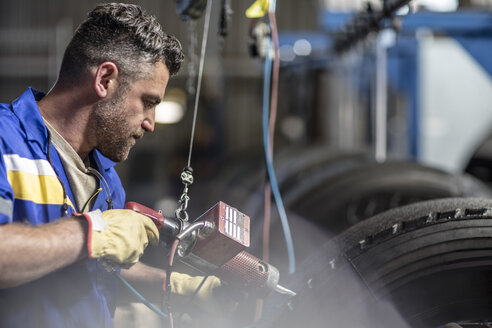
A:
92,89,143,162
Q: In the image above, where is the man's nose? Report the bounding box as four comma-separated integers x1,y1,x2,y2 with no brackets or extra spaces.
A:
142,108,155,132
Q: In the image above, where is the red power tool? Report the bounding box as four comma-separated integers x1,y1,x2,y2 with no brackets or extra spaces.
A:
125,201,295,297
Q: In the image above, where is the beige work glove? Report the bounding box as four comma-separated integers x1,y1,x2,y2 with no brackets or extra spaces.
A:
167,272,238,321
78,209,159,268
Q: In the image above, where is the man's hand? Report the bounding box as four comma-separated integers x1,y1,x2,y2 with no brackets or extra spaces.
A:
168,272,239,319
79,209,159,268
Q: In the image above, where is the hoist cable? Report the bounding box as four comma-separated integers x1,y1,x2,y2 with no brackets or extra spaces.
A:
186,0,213,167
176,0,213,222
113,2,214,321
168,1,213,323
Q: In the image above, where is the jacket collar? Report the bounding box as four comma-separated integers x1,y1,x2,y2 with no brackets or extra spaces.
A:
12,87,49,151
12,87,116,171
92,149,117,171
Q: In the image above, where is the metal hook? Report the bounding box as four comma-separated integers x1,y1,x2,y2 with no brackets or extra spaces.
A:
175,167,194,221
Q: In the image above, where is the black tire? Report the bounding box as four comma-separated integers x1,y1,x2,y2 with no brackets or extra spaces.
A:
258,161,492,276
256,197,492,328
465,133,492,189
287,161,492,234
200,145,372,218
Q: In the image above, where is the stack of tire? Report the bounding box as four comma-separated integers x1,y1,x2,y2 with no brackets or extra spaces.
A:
204,144,492,328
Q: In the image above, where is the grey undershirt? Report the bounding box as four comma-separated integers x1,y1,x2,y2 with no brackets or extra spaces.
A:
44,119,98,212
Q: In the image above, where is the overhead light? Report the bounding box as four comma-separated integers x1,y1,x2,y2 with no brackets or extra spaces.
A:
415,0,458,11
155,88,186,124
293,39,312,56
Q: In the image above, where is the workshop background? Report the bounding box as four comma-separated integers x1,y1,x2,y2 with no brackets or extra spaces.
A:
2,0,492,327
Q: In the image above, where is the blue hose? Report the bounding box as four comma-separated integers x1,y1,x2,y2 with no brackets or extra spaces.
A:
262,40,296,274
112,270,169,319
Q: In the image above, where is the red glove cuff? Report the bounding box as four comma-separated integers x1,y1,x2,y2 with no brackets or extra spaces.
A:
74,212,93,259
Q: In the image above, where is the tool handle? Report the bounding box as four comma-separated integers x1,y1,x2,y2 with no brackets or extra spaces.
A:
125,201,164,230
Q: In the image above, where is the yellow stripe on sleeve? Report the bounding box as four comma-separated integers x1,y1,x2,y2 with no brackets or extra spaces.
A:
7,170,75,208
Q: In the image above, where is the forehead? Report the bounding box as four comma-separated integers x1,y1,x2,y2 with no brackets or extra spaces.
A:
128,61,170,99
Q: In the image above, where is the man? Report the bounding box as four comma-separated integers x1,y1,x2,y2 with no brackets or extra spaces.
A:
0,3,224,327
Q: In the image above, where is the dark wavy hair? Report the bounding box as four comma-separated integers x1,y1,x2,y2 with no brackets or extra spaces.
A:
59,3,184,85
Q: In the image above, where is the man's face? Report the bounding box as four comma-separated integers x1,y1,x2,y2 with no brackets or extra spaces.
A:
93,61,170,162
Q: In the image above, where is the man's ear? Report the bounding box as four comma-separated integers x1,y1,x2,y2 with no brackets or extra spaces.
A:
94,62,119,98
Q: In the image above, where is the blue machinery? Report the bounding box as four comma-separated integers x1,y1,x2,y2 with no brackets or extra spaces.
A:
278,9,492,163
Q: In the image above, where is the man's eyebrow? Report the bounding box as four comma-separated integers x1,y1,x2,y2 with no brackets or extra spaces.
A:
144,95,162,105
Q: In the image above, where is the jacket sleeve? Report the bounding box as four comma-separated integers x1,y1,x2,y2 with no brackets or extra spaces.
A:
0,147,14,224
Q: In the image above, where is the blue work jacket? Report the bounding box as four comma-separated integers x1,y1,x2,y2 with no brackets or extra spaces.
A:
0,88,125,327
